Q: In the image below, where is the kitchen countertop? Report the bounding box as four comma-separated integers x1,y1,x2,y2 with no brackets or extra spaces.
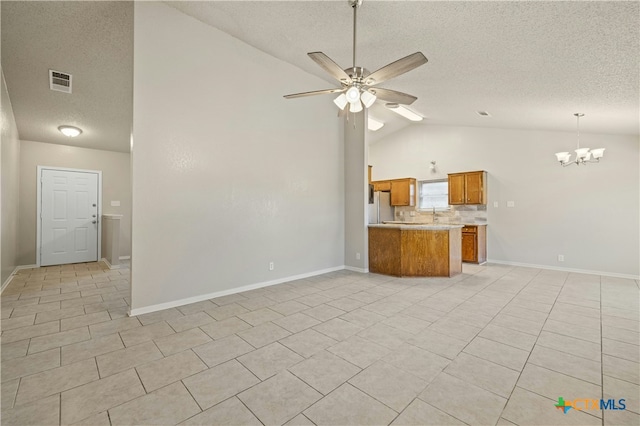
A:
369,223,464,230
377,221,487,226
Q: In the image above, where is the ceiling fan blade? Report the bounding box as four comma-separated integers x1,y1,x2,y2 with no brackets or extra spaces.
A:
369,87,417,105
365,52,428,86
308,52,352,83
284,88,345,99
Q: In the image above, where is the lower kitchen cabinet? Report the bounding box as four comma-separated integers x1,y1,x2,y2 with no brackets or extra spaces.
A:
461,225,487,264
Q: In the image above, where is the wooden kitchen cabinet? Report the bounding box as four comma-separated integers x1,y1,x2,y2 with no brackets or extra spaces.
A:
371,178,416,206
369,226,462,277
390,179,416,206
461,225,487,264
448,171,487,205
372,180,391,191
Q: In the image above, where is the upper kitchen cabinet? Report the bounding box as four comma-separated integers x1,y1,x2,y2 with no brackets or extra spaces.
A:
390,178,416,206
371,178,417,206
372,180,391,191
448,171,487,205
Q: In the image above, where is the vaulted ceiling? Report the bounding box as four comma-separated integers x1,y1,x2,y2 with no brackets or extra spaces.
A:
2,1,638,153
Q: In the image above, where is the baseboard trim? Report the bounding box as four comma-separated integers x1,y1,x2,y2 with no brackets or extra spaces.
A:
119,256,131,260
129,265,346,317
101,258,122,270
344,266,369,273
487,259,640,280
2,264,38,293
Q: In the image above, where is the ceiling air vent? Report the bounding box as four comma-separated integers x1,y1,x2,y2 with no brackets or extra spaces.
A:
49,70,72,93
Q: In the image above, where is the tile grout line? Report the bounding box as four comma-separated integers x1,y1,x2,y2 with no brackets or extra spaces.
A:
494,267,564,423
327,265,504,425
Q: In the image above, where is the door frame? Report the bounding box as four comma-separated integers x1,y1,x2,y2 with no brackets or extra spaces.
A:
36,166,103,267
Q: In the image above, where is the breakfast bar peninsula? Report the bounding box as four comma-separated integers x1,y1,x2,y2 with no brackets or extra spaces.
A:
368,223,463,277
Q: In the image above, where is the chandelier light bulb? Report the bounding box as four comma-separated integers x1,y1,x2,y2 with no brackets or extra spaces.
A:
575,147,590,160
591,148,605,159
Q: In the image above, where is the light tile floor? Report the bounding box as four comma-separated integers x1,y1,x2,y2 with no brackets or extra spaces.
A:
1,262,639,425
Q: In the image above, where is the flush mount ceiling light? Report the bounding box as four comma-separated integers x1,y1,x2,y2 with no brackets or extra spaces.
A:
385,103,423,122
555,113,605,166
58,125,82,138
284,0,428,115
368,117,384,131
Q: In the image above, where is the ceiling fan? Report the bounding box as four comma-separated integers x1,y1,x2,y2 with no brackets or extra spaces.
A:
284,0,428,114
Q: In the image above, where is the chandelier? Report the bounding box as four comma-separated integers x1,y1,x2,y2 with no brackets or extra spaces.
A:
555,113,605,166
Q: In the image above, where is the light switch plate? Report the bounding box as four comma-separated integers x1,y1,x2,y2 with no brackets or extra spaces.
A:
493,201,499,208
110,201,121,207
507,201,515,207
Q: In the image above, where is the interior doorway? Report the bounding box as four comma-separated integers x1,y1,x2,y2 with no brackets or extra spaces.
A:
37,166,102,266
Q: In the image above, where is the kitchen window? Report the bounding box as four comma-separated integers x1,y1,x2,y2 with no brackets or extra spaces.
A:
418,179,449,210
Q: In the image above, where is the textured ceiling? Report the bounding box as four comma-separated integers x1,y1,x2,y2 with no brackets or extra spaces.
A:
1,1,638,154
1,1,133,153
168,0,640,141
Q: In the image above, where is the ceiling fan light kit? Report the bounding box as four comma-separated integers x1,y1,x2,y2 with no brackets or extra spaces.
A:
284,0,427,120
333,94,349,110
360,90,376,108
350,100,363,113
555,113,605,166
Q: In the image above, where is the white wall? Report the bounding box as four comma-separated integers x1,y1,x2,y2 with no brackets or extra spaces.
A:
370,124,640,278
18,140,131,265
344,111,369,271
131,2,344,312
1,70,20,286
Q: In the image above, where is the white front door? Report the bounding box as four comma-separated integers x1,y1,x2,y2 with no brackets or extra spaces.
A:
40,169,99,266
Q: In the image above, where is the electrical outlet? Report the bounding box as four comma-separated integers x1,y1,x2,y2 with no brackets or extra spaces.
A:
558,255,564,262
409,211,416,217
356,253,361,260
493,201,499,208
507,201,515,208
269,262,274,271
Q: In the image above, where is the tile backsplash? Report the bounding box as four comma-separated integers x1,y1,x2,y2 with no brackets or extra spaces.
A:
395,204,487,224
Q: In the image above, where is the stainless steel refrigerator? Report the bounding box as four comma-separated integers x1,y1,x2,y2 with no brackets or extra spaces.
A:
368,191,394,224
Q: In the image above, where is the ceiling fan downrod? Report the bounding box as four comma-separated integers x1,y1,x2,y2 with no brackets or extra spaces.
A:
349,0,363,70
